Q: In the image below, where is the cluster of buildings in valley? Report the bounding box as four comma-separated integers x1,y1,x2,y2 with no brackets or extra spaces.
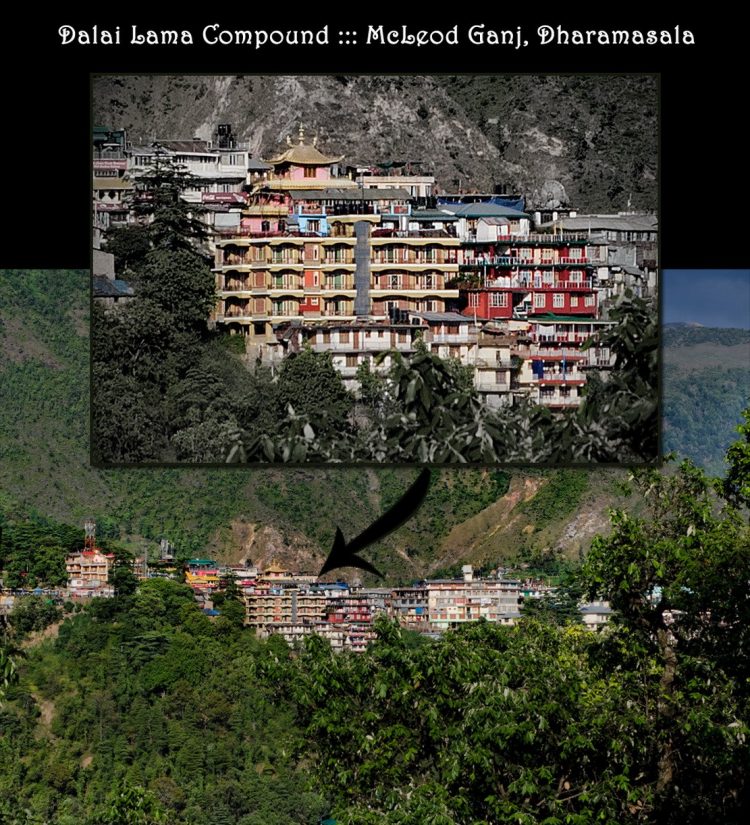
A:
183,558,612,651
93,123,657,411
0,522,613,649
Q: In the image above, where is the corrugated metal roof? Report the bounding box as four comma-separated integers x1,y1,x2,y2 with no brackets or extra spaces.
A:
441,203,530,219
411,311,473,323
554,214,658,232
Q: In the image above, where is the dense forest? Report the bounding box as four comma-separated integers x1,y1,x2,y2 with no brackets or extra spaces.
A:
662,326,750,474
1,422,749,823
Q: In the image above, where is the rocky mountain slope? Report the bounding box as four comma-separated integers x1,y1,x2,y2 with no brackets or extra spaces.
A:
93,74,657,212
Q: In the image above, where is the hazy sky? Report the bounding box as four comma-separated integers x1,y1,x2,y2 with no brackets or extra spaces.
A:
663,270,750,328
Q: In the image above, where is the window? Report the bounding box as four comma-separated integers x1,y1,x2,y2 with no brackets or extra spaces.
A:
534,293,547,308
553,293,565,308
570,295,579,308
570,270,583,283
304,166,316,178
490,292,508,307
495,371,508,385
346,355,357,367
310,298,319,306
308,220,320,233
585,294,596,307
340,331,350,343
322,331,331,343
389,274,402,289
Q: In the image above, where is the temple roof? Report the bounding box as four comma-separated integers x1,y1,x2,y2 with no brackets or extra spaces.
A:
264,126,343,166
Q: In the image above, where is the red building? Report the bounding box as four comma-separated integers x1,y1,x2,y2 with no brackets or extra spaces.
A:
459,231,607,321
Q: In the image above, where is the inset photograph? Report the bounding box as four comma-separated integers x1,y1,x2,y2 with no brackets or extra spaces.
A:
91,75,658,465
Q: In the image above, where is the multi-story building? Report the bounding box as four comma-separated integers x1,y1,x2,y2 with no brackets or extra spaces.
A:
66,520,114,597
93,128,131,230
390,586,429,628
213,130,460,340
516,315,614,409
426,576,521,631
243,586,328,628
472,327,524,408
459,230,607,322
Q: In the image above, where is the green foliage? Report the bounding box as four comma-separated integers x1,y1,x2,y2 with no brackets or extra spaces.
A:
295,617,657,823
0,584,327,824
724,409,750,507
663,326,750,348
129,156,209,251
662,326,749,474
576,291,658,462
8,596,61,636
0,518,81,589
90,783,170,825
274,349,354,441
519,470,589,527
103,225,151,274
578,443,750,817
134,250,216,328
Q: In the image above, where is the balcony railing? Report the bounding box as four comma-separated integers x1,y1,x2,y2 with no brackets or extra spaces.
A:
372,229,457,239
538,397,581,407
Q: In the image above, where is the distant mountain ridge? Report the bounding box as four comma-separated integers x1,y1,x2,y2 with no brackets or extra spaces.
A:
93,75,657,212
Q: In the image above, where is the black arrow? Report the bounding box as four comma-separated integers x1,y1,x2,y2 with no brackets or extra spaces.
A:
318,468,431,579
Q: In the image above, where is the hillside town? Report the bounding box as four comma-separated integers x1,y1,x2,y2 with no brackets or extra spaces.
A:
93,124,657,412
1,520,612,650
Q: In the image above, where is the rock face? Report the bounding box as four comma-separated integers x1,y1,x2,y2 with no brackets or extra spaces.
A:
93,74,657,212
212,520,323,574
534,180,569,209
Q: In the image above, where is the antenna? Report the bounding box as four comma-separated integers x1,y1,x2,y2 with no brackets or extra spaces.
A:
84,519,96,552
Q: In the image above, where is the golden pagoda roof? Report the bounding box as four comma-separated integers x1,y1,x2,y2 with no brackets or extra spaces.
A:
264,125,343,166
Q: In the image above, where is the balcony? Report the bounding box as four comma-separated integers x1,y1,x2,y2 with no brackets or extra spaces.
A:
371,229,457,239
531,333,594,344
429,332,477,344
538,396,581,408
559,257,590,265
532,372,587,383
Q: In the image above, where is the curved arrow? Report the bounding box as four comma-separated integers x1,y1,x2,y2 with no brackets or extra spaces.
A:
318,468,431,578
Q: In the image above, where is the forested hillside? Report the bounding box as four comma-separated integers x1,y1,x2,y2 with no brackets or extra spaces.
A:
2,270,625,578
662,326,750,474
1,446,748,824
